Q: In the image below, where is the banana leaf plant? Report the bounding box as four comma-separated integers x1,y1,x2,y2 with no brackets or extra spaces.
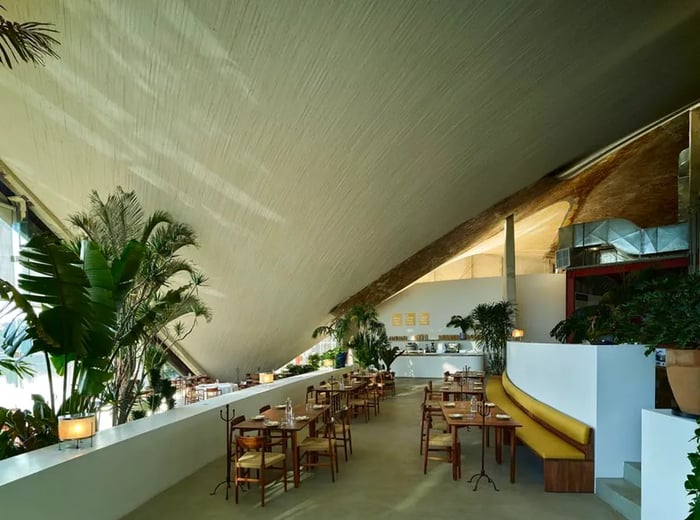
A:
0,394,58,460
0,234,144,416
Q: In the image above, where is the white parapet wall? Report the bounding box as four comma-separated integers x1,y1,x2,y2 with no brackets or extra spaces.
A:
506,342,655,478
641,409,696,520
0,367,351,520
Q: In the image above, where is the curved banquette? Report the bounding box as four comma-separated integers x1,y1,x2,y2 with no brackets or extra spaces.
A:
486,372,594,492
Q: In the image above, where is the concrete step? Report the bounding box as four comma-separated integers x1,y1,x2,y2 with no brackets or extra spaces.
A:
596,478,641,520
623,461,641,488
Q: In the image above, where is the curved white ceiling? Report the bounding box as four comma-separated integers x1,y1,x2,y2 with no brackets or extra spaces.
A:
1,1,699,379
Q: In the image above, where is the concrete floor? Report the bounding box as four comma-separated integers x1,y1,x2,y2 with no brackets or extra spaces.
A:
123,379,623,520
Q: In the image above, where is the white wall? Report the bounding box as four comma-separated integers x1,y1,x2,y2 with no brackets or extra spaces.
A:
596,347,655,477
516,273,566,343
506,342,655,478
641,409,696,520
0,368,350,520
507,342,598,426
378,273,565,344
379,277,500,339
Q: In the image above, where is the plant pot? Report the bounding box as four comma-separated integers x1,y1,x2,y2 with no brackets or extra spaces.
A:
335,351,348,368
665,348,700,416
321,359,334,368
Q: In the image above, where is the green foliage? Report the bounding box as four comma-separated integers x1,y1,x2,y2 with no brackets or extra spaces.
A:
471,301,515,375
549,304,615,344
446,314,474,336
307,353,321,370
143,345,177,413
321,348,339,361
687,420,700,520
312,316,350,349
284,363,315,376
0,4,60,69
345,304,385,369
549,269,688,353
314,303,387,369
377,343,404,371
614,273,700,355
0,353,33,378
69,187,211,424
0,235,145,416
0,395,57,460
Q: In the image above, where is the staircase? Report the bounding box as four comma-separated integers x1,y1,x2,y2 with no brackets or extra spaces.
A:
596,462,641,520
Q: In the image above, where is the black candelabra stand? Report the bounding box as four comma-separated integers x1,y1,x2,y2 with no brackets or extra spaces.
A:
210,404,235,499
467,403,499,492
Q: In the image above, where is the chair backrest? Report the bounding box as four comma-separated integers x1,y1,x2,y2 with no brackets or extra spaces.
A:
259,404,271,413
235,435,267,454
424,386,442,402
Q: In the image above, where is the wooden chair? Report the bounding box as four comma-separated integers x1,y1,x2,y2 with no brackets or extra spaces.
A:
305,385,315,403
331,406,353,462
367,383,381,416
419,402,448,454
297,420,338,481
383,371,396,397
349,387,370,423
423,386,443,411
233,435,287,506
423,408,459,476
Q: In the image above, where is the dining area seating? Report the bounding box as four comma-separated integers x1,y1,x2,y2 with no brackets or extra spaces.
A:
215,374,530,510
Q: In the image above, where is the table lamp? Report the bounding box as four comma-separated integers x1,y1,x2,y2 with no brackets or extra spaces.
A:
58,413,96,449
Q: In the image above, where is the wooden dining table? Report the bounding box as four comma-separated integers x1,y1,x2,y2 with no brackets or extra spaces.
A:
438,381,485,401
450,370,486,382
314,380,368,412
233,403,329,488
440,401,521,482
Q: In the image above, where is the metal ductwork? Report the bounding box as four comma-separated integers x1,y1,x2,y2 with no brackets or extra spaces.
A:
556,142,692,271
555,218,688,270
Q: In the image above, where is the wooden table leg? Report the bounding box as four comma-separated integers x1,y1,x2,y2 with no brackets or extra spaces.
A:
509,428,517,483
452,425,459,480
495,428,503,464
291,431,300,487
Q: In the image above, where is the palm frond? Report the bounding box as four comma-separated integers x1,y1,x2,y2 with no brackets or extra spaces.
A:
148,222,198,257
0,7,59,69
0,353,34,377
140,210,173,243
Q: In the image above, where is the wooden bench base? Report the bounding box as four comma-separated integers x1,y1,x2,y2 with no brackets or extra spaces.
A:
544,459,594,493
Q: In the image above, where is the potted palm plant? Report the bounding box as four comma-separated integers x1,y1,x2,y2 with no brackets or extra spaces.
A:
471,301,515,374
446,314,474,339
615,273,700,417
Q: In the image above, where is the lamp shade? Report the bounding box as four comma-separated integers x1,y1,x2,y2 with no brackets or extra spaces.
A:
259,372,274,384
58,414,96,441
511,329,525,339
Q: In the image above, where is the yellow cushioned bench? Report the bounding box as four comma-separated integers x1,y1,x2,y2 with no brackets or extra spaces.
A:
486,373,594,492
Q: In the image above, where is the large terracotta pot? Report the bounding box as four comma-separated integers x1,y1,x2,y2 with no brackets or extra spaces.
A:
665,348,700,416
